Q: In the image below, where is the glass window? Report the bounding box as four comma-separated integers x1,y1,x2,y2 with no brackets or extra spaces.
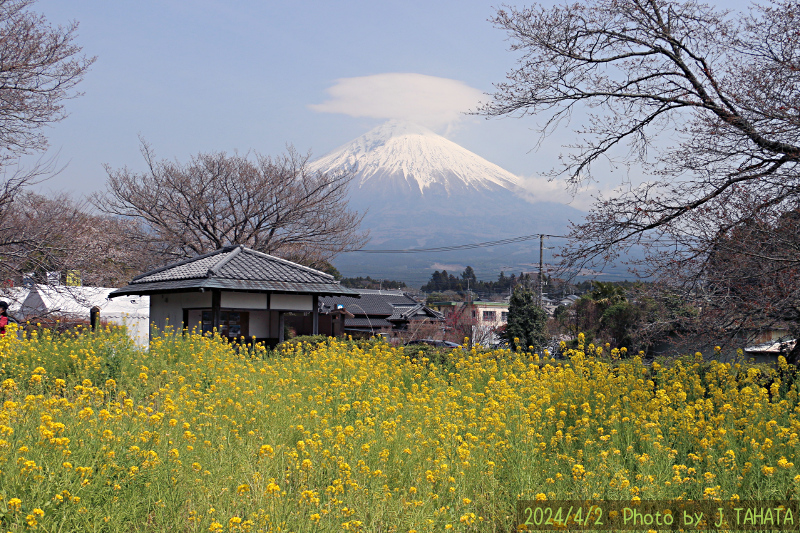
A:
202,310,250,339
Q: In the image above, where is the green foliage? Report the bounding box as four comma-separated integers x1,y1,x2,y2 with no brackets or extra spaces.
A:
553,304,571,321
589,281,627,307
600,301,641,350
422,268,532,295
560,282,701,354
317,262,343,280
425,291,463,303
461,266,476,283
502,286,548,352
340,276,406,289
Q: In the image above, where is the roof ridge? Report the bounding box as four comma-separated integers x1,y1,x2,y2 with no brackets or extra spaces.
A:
400,303,423,319
131,248,225,282
239,247,335,280
207,245,243,277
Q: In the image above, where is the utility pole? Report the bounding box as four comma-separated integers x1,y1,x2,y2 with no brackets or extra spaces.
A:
467,278,473,348
538,234,544,305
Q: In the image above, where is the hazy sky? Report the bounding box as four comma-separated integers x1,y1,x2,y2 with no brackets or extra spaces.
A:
28,0,751,209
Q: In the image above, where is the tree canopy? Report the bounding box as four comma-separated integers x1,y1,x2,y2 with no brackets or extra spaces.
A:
0,0,95,159
502,286,548,352
94,143,368,269
481,0,800,350
0,0,94,282
422,268,534,295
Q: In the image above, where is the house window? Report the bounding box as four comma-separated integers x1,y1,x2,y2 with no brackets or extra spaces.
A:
482,310,496,321
501,311,509,322
202,310,250,339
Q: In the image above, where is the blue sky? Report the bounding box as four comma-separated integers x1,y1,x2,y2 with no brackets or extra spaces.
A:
29,0,750,208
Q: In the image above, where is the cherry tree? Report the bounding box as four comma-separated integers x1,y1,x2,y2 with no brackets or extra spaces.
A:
481,0,800,356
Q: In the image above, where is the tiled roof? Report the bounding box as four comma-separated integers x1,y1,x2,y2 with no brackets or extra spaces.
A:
321,290,421,316
322,290,443,330
344,317,393,329
110,245,358,297
387,303,444,322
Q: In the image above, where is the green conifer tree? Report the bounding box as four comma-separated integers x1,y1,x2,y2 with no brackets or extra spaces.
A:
502,286,548,352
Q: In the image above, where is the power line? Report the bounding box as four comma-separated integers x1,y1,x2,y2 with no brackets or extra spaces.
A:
347,228,705,258
349,232,703,254
349,233,568,254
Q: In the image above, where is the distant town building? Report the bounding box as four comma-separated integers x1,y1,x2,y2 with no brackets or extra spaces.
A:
428,300,510,326
320,289,443,337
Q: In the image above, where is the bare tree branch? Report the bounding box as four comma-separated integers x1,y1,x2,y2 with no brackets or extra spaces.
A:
0,1,95,286
93,142,369,269
480,0,800,348
0,0,95,160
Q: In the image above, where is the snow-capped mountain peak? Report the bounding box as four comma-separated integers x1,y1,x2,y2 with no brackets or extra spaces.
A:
309,120,524,196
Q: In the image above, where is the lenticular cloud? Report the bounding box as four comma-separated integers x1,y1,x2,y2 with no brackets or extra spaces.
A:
309,73,484,131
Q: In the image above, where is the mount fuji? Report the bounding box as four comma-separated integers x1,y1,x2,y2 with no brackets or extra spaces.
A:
310,120,524,197
309,120,585,286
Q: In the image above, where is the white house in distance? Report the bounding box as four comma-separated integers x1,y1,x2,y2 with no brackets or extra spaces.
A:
109,245,359,345
428,300,510,327
426,300,510,346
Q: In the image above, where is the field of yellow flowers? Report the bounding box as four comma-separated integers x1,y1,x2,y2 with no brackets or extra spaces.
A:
0,326,798,532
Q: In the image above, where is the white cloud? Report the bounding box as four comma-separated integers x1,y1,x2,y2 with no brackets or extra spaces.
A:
430,262,466,272
309,73,484,130
518,175,624,212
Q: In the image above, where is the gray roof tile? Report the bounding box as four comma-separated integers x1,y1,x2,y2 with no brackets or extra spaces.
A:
344,317,393,329
321,290,443,327
321,291,421,316
388,304,444,321
111,245,358,297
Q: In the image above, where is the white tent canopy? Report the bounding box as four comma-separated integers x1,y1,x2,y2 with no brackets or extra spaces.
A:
0,287,31,316
19,284,149,345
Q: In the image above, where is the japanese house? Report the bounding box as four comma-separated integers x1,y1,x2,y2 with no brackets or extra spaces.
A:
320,289,443,337
109,245,358,344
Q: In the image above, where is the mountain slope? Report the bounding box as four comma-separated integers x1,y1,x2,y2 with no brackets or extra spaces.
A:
308,120,524,197
309,121,585,285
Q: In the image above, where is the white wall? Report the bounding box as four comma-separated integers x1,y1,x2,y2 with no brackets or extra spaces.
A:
270,293,313,311
249,310,271,338
149,292,212,333
221,292,267,309
473,304,509,327
107,313,150,347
